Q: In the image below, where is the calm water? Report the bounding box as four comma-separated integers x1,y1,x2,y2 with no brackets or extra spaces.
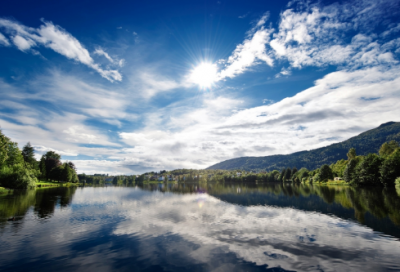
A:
1,183,400,272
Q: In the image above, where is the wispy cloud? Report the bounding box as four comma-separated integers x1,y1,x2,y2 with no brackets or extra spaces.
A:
94,48,114,63
218,13,274,80
238,12,249,19
0,32,10,46
217,0,400,81
0,18,122,82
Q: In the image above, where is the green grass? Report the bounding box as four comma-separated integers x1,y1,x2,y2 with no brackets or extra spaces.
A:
36,180,82,187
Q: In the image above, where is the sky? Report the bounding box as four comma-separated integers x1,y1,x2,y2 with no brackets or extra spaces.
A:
0,0,400,175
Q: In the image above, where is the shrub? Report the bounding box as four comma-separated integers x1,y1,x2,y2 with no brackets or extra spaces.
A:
0,164,37,189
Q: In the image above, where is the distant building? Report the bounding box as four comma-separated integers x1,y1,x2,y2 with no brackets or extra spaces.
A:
334,177,343,181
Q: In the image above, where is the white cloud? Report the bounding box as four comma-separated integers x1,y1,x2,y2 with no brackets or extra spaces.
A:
12,35,35,51
0,18,122,82
217,0,400,80
94,48,114,63
0,32,10,46
218,27,274,80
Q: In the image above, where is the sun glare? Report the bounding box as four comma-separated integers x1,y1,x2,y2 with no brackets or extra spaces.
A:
190,62,218,89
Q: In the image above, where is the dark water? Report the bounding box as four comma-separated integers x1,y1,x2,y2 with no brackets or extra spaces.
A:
1,183,400,272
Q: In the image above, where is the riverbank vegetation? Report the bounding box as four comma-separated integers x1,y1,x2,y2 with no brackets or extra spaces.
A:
0,130,79,189
130,140,400,188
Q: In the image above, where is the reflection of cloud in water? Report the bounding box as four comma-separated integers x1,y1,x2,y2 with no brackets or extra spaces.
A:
1,187,400,272
74,188,399,272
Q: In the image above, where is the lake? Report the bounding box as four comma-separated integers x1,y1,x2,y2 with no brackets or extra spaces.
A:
1,183,400,271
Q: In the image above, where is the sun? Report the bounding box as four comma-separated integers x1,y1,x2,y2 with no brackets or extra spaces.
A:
189,62,218,89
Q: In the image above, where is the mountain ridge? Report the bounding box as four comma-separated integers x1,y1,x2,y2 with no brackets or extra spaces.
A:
207,122,400,171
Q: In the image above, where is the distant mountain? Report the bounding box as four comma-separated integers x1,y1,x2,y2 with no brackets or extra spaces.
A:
207,122,400,171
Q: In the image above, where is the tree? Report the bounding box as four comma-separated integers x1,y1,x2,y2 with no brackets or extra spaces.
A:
67,161,77,172
43,151,61,179
355,154,383,185
343,159,359,184
22,142,37,167
4,141,24,166
380,149,400,186
279,168,286,182
379,141,399,157
49,165,63,182
0,130,11,166
292,167,298,178
0,163,37,189
347,148,357,160
62,163,73,182
285,168,292,181
39,156,46,180
318,165,334,182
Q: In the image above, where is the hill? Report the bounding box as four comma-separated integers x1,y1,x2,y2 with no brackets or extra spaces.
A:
207,122,400,171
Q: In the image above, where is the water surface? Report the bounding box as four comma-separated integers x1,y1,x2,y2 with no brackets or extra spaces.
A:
1,184,400,271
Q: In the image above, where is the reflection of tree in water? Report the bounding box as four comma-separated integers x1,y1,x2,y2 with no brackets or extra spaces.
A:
0,187,77,226
316,186,336,204
34,187,77,219
144,181,400,231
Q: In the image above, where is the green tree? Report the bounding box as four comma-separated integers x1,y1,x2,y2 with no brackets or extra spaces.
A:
22,142,37,167
4,141,24,166
43,151,61,179
379,140,399,157
347,148,357,160
292,167,298,178
49,165,63,182
0,130,11,166
285,168,292,181
355,154,383,185
318,164,334,182
279,169,285,182
343,159,359,184
0,163,37,189
380,149,400,186
39,156,46,180
62,163,73,182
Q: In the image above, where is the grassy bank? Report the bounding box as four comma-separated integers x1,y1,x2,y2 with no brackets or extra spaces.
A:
36,181,82,187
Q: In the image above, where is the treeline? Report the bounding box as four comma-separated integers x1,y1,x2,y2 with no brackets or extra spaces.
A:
77,174,136,185
217,140,400,186
0,129,78,189
147,140,400,187
304,140,400,186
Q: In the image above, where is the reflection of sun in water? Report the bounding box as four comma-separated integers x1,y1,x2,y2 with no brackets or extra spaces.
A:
190,62,218,89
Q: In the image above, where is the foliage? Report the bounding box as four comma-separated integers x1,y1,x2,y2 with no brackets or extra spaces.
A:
379,140,399,157
343,158,359,184
380,149,400,186
22,142,37,167
330,159,347,177
347,148,357,160
354,154,383,185
0,164,37,189
0,130,78,188
317,164,334,182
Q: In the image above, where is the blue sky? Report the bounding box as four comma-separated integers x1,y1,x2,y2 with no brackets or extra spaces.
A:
1,0,400,174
